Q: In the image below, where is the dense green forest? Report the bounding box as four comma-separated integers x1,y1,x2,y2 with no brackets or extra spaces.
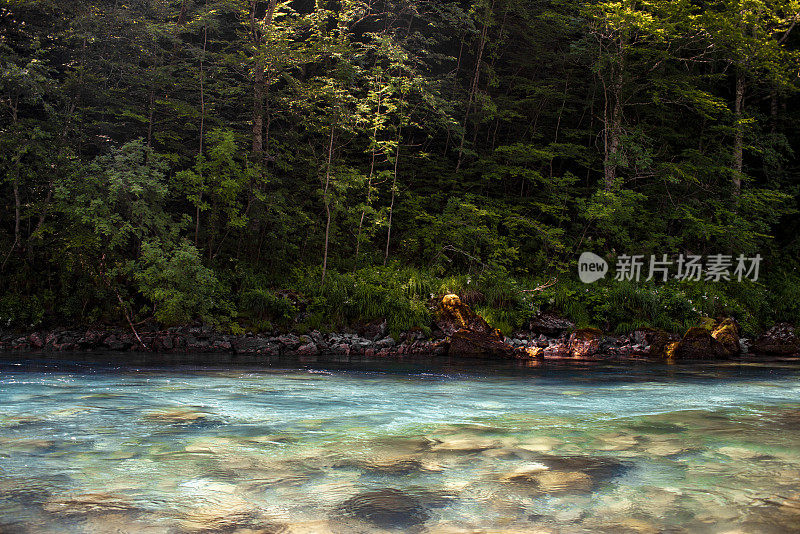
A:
1,0,799,337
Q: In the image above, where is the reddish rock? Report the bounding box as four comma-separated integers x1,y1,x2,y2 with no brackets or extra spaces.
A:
568,328,603,358
213,340,232,351
296,343,318,356
514,346,544,360
333,343,351,356
277,334,301,350
752,323,800,355
542,342,570,358
29,333,44,348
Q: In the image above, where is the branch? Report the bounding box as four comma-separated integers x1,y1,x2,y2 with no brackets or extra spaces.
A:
97,254,148,351
522,278,558,293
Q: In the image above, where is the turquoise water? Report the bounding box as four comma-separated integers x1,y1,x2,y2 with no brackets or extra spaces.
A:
1,356,800,533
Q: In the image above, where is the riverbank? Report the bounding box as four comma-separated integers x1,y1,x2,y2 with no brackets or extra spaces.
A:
3,294,798,360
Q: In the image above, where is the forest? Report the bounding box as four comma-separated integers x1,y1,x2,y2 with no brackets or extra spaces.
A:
1,0,799,338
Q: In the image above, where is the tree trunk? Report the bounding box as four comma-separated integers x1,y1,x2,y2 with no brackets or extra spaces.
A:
455,0,495,172
355,71,383,268
384,136,400,266
2,96,21,270
251,0,278,159
733,70,745,196
147,88,155,149
251,65,264,157
321,122,336,286
770,87,777,134
603,56,623,190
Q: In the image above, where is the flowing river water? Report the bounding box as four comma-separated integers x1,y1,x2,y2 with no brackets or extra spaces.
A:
1,354,799,533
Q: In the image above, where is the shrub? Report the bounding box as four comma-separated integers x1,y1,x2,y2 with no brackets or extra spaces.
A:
134,240,230,326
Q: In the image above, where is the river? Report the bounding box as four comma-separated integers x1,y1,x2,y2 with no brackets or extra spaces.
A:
1,355,799,532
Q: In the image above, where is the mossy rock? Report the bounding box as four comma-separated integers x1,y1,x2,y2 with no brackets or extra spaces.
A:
711,318,740,355
648,330,680,359
435,294,494,336
697,316,716,332
449,328,513,358
671,327,734,360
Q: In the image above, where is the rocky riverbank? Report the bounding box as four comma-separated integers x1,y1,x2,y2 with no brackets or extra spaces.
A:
1,294,798,360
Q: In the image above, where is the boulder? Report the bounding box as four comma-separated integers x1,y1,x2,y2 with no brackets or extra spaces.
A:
711,317,741,355
542,340,570,358
358,319,387,341
435,294,495,336
514,346,544,360
670,327,733,360
752,323,800,355
648,330,681,359
528,313,575,336
631,328,654,346
436,294,515,358
28,332,44,348
449,329,513,358
568,328,603,358
296,342,318,356
277,334,301,350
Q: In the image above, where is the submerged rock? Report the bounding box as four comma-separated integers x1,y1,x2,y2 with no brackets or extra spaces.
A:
334,456,442,475
500,454,627,496
179,498,284,533
430,437,505,453
503,468,593,495
43,492,138,516
537,455,628,482
143,408,210,424
337,488,430,529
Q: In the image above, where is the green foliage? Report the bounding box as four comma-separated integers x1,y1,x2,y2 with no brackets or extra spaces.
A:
1,0,799,336
0,294,45,329
134,241,229,326
239,289,297,325
532,280,698,334
291,266,433,338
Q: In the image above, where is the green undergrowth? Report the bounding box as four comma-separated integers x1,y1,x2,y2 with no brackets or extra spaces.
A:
3,263,797,339
230,265,798,338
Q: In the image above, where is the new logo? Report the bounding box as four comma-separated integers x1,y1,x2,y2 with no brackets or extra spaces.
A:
578,252,608,283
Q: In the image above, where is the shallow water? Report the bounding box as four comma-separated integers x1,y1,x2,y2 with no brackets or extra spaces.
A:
1,355,800,533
